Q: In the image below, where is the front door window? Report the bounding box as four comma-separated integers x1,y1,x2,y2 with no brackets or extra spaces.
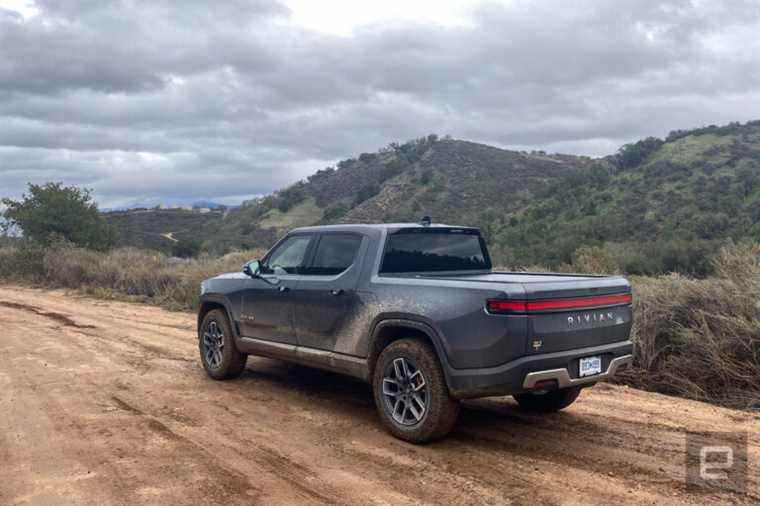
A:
263,235,311,275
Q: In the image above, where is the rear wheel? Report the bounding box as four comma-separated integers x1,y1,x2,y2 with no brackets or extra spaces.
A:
373,339,459,443
199,309,247,380
513,386,582,413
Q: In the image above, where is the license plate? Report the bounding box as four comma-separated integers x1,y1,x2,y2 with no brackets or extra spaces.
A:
579,356,602,377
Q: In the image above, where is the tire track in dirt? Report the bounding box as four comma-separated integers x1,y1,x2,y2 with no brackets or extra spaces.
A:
0,300,97,329
108,395,264,498
109,394,347,505
0,307,335,504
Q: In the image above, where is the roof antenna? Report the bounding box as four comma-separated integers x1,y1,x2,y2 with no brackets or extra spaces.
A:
421,216,432,227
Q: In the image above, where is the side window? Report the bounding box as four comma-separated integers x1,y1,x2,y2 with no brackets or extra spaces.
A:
263,235,312,274
303,234,363,276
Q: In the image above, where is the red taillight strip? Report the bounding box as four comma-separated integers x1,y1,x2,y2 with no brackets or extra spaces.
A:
487,293,631,314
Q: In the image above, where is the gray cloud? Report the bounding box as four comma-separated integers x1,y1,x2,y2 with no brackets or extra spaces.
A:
1,0,760,207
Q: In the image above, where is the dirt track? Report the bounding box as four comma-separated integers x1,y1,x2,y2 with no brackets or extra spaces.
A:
1,285,758,505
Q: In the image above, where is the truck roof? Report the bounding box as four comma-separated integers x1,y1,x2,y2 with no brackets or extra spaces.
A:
290,223,479,234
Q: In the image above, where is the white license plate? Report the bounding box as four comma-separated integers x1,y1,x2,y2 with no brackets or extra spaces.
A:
579,356,602,377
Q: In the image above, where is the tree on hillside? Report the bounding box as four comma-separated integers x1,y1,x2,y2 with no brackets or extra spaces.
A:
616,136,664,169
1,183,116,250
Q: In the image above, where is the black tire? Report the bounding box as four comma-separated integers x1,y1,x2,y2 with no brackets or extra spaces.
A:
513,386,582,413
199,309,247,380
372,339,459,444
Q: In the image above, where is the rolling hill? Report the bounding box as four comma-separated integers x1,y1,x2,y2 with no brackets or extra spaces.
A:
106,121,760,274
105,208,224,251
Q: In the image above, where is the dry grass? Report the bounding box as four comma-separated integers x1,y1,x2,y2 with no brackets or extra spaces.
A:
1,242,759,409
620,244,760,409
0,244,265,311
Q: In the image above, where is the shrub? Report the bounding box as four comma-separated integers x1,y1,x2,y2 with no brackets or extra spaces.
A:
620,244,760,409
0,244,265,311
322,202,349,222
171,238,203,258
571,245,620,275
2,183,115,250
0,244,46,280
353,183,381,206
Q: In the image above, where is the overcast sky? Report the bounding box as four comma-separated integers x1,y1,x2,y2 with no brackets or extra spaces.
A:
1,0,759,208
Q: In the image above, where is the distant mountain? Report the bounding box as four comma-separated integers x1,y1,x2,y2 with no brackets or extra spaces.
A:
101,199,235,213
191,200,232,210
107,121,760,274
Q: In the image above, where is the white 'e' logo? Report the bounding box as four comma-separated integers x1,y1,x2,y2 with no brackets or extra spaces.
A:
699,446,733,480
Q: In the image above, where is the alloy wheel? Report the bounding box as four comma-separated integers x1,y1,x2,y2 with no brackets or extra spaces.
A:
382,357,428,426
202,320,225,369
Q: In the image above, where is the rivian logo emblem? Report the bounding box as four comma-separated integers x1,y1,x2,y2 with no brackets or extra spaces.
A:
567,311,615,327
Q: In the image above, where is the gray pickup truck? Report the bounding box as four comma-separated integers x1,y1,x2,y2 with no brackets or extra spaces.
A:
198,222,633,443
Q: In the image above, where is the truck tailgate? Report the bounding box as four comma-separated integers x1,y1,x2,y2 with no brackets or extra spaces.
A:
521,277,632,354
480,275,632,355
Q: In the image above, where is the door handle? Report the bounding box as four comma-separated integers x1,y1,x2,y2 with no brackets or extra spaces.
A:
330,289,343,296
278,285,290,293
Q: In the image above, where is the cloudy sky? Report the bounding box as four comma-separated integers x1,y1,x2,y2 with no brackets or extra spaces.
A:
1,0,759,208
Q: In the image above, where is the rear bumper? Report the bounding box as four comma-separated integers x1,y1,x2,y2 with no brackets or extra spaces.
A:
446,340,634,399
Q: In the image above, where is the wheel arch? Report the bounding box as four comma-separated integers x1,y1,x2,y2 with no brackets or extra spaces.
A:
198,296,238,338
367,318,453,387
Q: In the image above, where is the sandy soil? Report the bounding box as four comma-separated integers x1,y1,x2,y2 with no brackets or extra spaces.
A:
0,284,758,505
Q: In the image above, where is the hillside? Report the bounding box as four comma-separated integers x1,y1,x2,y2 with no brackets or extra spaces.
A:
109,135,599,253
493,121,760,273
106,121,760,274
105,208,223,252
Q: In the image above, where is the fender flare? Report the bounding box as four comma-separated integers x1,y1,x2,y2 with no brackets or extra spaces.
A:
198,294,238,338
368,317,454,386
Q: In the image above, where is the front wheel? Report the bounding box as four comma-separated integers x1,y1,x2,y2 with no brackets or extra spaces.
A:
513,386,582,413
372,339,460,444
199,309,247,380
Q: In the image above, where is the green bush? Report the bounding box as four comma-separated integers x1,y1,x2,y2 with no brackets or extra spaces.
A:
171,238,203,258
353,183,381,206
322,202,349,222
2,183,115,251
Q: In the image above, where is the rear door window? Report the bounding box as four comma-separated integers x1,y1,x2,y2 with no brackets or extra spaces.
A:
304,234,363,276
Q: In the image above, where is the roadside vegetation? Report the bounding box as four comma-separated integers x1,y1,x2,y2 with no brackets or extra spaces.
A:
621,245,760,409
0,244,264,311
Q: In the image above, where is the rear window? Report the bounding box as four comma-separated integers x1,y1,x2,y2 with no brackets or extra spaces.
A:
380,228,491,273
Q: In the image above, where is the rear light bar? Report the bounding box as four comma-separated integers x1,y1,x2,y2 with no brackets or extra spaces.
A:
486,293,632,314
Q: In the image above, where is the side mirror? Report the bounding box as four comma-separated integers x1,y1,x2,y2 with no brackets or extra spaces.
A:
243,260,261,278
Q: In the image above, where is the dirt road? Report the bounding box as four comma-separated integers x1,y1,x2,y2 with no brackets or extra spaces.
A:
1,285,757,505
